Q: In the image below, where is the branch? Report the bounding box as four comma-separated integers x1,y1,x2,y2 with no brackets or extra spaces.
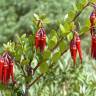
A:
72,2,90,22
28,74,43,88
33,63,40,72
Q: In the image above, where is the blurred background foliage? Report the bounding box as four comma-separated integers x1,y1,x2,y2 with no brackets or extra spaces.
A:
0,0,96,96
0,0,70,46
0,0,91,46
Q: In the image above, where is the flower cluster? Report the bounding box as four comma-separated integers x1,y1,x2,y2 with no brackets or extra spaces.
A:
70,32,82,64
0,52,15,85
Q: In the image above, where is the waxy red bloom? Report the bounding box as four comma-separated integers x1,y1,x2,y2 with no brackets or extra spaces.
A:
0,57,4,82
76,36,82,63
70,32,82,64
8,61,15,83
70,39,77,64
90,8,96,59
91,28,96,59
3,58,9,85
0,52,15,85
35,27,46,52
90,11,96,35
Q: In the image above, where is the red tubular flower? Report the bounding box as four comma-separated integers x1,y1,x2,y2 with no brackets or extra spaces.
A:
91,34,94,57
2,52,15,84
6,53,15,84
90,11,96,35
10,62,14,82
90,12,96,25
70,39,77,64
70,31,83,64
8,61,15,83
76,36,82,64
35,31,40,49
91,33,96,59
2,58,9,85
35,27,46,52
0,57,4,82
6,61,12,83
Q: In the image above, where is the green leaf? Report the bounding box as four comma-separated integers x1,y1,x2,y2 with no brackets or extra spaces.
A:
81,0,88,7
48,36,57,49
76,0,88,11
80,26,89,35
85,19,90,27
48,40,55,49
34,13,40,20
68,10,76,20
64,14,68,21
5,90,11,96
76,2,83,11
52,51,61,63
67,32,73,42
43,18,51,24
40,62,49,73
51,36,57,44
70,22,76,31
28,35,35,46
43,50,51,60
64,21,70,33
21,59,30,65
72,2,78,12
50,30,58,38
60,24,65,36
90,0,96,3
59,41,67,53
21,34,26,39
0,83,5,90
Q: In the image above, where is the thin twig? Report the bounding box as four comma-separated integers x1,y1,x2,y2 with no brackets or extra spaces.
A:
28,74,43,88
34,63,40,72
72,2,90,22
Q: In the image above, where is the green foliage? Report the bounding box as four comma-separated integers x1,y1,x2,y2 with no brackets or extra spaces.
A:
40,62,48,73
52,51,61,63
90,0,96,3
0,0,75,47
0,0,96,96
48,36,57,50
59,24,66,36
59,41,67,53
67,32,73,42
43,50,51,60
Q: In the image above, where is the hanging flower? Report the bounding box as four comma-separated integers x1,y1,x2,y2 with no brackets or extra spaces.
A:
70,38,77,64
70,31,82,64
91,27,96,59
35,27,46,52
0,57,4,82
90,7,96,35
0,52,16,85
75,32,82,64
